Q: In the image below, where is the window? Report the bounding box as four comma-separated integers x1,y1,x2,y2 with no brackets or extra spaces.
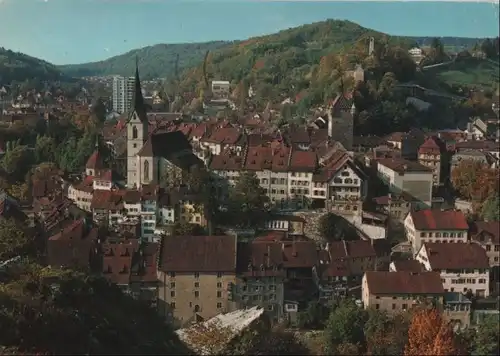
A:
217,302,222,309
170,291,175,297
132,125,138,139
217,272,223,278
194,272,200,279
170,282,175,288
144,160,150,181
217,291,222,298
392,304,396,310
170,302,175,310
194,282,199,288
402,304,408,310
194,291,199,298
217,282,222,288
375,304,380,309
168,272,176,278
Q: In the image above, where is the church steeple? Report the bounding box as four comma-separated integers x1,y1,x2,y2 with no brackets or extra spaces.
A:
130,56,147,122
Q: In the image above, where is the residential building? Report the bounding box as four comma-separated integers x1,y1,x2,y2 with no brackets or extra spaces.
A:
362,271,445,313
372,193,412,221
469,221,500,267
404,209,469,253
377,158,433,207
442,292,472,330
210,148,367,211
455,140,499,167
211,80,230,99
314,239,390,301
157,235,238,328
451,150,493,172
416,242,490,297
112,75,135,114
418,136,446,186
102,237,159,306
389,259,424,272
234,241,286,321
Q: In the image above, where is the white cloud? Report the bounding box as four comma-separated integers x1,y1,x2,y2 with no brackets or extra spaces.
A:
104,47,110,52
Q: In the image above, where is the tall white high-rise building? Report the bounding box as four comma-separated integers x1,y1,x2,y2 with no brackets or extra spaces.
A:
112,76,135,114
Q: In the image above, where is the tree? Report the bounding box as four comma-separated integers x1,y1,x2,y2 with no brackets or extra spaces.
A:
172,222,205,236
469,315,499,355
8,183,29,202
91,98,107,123
0,262,190,355
0,218,32,260
1,145,34,181
226,324,310,356
228,172,269,227
34,135,57,164
296,301,329,329
323,299,367,353
451,159,498,202
481,194,500,222
404,308,457,356
318,212,358,242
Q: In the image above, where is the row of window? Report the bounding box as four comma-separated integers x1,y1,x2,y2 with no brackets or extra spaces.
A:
420,232,464,238
449,278,487,284
167,272,224,278
332,178,359,185
169,302,223,310
169,282,224,289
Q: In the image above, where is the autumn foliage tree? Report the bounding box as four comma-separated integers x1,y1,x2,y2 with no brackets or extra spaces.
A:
451,159,499,203
404,308,458,356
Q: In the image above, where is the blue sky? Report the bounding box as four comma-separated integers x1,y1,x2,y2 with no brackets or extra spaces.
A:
0,0,498,65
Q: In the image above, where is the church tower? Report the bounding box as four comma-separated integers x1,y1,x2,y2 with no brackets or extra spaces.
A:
127,57,149,187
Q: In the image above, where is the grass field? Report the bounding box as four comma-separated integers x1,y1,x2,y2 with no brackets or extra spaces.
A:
434,58,499,89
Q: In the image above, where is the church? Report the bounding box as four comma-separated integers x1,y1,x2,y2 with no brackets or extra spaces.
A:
125,60,202,188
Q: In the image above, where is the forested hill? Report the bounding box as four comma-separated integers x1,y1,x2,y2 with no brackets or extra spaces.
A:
0,47,64,86
57,20,484,80
0,262,191,355
59,41,230,80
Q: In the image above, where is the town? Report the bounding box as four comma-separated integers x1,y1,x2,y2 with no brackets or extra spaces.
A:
0,15,499,356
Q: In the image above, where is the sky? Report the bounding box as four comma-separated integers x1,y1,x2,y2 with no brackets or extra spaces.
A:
0,0,499,65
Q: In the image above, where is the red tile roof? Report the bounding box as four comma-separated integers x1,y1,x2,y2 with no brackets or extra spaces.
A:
289,151,317,172
202,127,241,145
422,242,490,269
365,271,444,295
378,158,432,173
419,136,445,154
158,235,237,273
90,189,126,210
85,150,105,170
469,221,500,244
209,151,243,171
237,241,286,277
281,241,318,268
410,209,468,230
391,259,424,272
102,239,138,285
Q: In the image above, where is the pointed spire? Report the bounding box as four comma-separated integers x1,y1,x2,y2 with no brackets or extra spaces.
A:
130,56,147,122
